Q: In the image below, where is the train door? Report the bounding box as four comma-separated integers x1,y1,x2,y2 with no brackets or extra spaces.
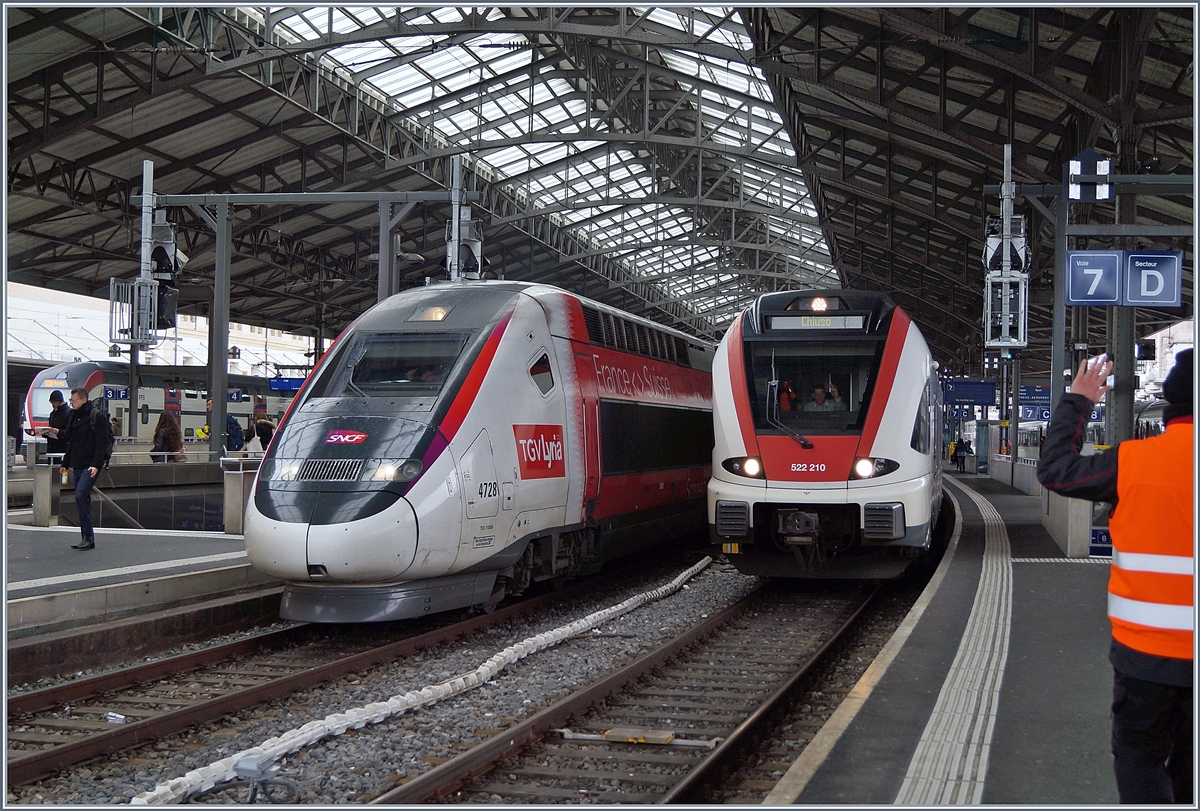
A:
572,351,602,519
459,429,501,561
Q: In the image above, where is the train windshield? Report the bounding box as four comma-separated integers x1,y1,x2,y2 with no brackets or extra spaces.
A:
29,389,60,421
744,339,887,434
306,332,469,399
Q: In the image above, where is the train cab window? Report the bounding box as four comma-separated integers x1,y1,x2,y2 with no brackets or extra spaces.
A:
529,353,555,395
307,332,468,399
744,339,886,435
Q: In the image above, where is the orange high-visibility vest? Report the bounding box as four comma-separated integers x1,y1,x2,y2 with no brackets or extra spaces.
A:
1107,419,1194,660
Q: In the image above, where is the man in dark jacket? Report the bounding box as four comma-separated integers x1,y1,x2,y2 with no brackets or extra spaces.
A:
42,389,71,456
1037,349,1193,804
59,388,113,550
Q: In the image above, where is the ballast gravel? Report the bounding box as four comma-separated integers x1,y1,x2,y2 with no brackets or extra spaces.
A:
8,557,763,805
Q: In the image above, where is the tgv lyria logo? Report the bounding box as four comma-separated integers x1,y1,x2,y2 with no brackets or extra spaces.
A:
326,430,368,444
513,424,565,479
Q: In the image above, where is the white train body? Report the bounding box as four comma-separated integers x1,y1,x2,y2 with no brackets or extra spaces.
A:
245,281,714,621
23,361,292,442
708,290,943,578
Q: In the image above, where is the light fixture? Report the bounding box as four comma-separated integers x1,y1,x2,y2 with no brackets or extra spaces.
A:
228,345,241,359
811,297,829,312
722,456,765,479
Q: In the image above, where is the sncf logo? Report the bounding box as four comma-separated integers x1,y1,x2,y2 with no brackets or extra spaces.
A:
325,430,368,444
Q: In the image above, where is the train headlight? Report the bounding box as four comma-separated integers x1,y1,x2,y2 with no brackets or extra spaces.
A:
261,459,302,481
364,458,424,482
722,456,764,479
850,457,899,480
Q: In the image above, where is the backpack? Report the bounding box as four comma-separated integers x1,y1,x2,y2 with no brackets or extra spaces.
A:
91,408,115,468
226,415,245,451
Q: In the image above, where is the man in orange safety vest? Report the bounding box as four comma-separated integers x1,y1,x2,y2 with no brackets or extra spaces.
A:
1038,348,1193,804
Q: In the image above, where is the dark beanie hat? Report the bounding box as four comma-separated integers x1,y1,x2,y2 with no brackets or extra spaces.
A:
1162,348,1193,421
48,390,64,402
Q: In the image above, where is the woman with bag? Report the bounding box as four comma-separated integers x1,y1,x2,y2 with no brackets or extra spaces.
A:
243,418,264,456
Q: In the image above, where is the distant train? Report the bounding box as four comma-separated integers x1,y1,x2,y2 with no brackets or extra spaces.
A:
23,360,295,443
708,289,944,578
244,281,715,622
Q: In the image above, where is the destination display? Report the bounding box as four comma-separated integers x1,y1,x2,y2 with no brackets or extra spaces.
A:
770,315,864,330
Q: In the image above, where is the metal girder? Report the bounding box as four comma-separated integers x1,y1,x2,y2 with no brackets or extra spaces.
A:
200,8,754,79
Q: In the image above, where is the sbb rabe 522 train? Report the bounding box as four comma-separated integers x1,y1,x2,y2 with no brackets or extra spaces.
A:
708,290,943,578
245,282,714,622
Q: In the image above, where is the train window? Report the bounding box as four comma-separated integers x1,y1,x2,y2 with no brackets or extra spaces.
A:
743,339,887,435
529,353,555,395
306,332,468,399
910,384,930,453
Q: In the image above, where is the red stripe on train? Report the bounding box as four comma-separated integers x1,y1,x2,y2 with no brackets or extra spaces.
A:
726,312,760,456
857,307,911,454
440,303,517,442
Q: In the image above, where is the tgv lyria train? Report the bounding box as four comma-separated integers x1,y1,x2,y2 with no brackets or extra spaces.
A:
709,289,943,578
244,281,715,622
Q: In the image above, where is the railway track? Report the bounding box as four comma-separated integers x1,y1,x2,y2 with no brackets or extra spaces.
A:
5,578,601,787
372,580,880,804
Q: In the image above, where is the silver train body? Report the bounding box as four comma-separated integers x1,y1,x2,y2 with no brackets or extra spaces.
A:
245,281,714,621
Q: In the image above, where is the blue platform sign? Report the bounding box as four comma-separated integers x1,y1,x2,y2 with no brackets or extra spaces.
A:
944,380,997,406
1066,251,1121,305
269,377,306,392
1090,528,1113,558
1019,385,1051,405
227,389,243,403
1020,405,1053,421
103,386,130,400
1125,251,1182,307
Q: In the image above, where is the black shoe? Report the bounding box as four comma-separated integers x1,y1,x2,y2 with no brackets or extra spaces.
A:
71,539,95,550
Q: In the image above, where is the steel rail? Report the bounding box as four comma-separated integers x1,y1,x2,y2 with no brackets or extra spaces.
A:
6,578,590,787
371,583,880,804
371,588,761,803
659,582,882,803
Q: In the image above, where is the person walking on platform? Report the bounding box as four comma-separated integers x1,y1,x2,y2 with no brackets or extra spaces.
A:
1037,349,1194,805
41,389,71,459
59,388,114,551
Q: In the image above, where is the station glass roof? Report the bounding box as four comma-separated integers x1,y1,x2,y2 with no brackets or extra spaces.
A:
260,6,838,329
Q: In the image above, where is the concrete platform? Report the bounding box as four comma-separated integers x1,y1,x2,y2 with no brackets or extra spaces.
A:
766,466,1119,805
5,519,277,637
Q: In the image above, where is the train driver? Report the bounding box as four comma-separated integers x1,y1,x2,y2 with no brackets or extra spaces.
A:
804,383,845,412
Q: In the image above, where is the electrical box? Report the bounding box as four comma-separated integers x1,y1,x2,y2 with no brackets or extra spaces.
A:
983,273,1029,349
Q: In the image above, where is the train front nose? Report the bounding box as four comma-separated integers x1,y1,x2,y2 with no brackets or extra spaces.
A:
244,413,430,582
245,490,420,582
